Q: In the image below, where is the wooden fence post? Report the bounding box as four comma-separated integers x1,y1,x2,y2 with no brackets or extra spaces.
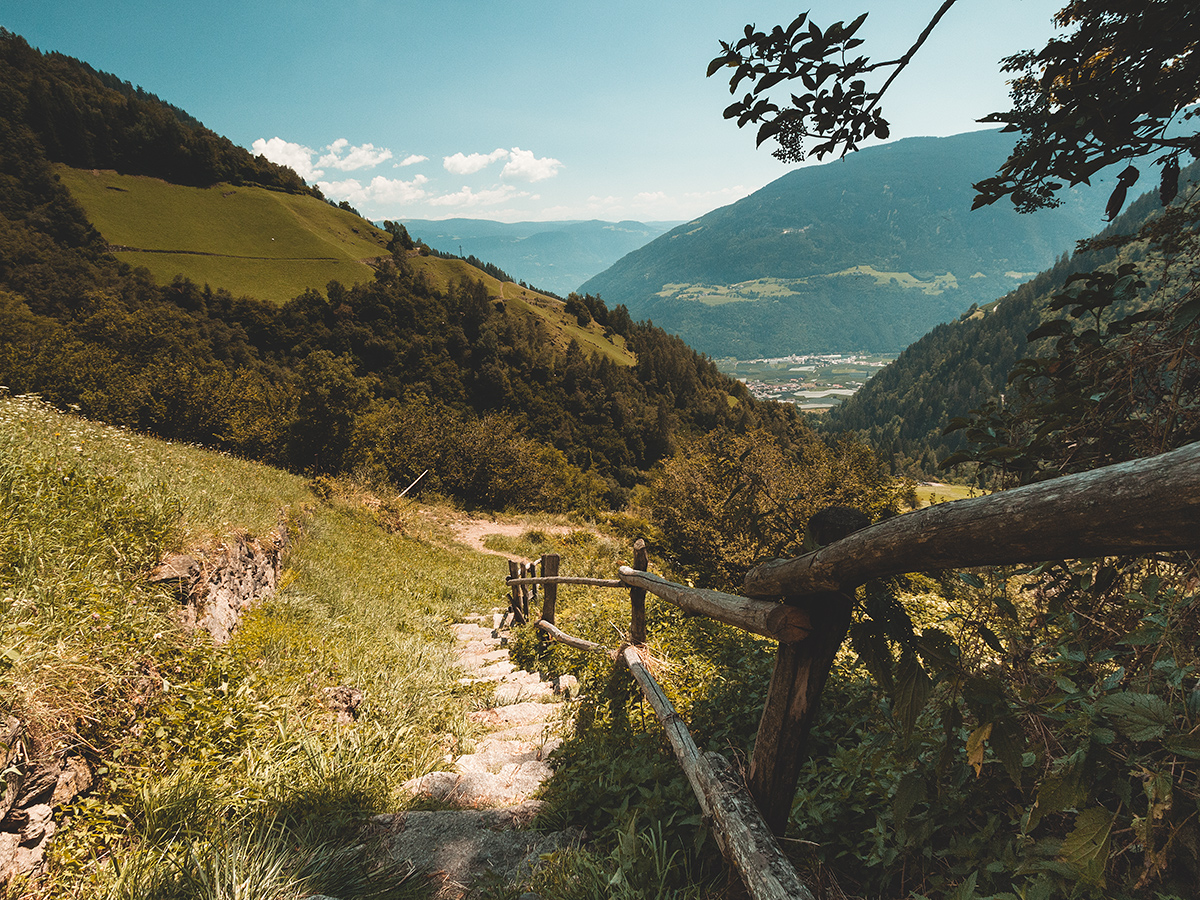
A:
520,561,530,624
630,539,648,645
748,507,870,837
508,559,525,626
527,560,538,621
540,554,560,625
748,590,853,836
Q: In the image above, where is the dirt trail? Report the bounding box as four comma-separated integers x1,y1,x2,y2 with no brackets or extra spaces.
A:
450,517,575,559
371,610,578,898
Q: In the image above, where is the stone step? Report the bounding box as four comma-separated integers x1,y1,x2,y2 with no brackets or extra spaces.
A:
404,612,570,812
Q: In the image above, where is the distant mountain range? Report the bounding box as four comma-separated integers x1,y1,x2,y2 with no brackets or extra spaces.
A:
580,130,1115,358
402,218,681,297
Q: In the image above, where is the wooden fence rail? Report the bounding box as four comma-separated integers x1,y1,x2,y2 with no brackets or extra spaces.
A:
500,441,1200,899
743,440,1200,599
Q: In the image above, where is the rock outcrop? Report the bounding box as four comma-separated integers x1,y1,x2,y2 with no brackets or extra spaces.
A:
0,718,93,885
151,521,289,644
1,520,291,886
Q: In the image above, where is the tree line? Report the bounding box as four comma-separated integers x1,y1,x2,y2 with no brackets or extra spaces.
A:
0,29,312,193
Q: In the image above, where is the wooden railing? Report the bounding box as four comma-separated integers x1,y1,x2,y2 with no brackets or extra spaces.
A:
503,441,1200,900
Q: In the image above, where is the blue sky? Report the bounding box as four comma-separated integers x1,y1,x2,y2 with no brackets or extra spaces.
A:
4,0,1065,222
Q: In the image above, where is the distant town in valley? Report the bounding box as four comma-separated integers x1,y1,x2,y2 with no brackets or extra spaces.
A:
714,353,896,413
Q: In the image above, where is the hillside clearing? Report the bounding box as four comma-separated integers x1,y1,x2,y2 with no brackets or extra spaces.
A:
55,165,389,303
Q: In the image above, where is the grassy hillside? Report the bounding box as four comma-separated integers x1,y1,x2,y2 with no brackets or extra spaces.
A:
56,165,390,304
405,254,634,365
0,392,510,896
54,165,636,365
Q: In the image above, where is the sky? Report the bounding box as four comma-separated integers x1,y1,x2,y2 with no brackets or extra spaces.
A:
3,0,1067,223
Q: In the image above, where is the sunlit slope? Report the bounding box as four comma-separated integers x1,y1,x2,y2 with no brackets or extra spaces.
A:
56,165,634,365
56,165,389,303
406,254,635,365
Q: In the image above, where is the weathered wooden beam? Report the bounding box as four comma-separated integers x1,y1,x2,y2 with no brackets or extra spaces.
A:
621,646,816,900
630,539,649,645
505,576,625,588
744,441,1200,599
701,751,818,900
536,619,610,655
618,567,811,643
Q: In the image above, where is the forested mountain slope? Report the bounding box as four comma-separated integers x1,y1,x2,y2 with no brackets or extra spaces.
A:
580,130,1110,356
827,162,1200,475
0,28,309,192
0,30,815,509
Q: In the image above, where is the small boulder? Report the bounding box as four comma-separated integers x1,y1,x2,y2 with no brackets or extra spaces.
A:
553,674,579,699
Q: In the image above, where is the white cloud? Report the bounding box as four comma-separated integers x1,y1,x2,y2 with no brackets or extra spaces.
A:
253,136,398,182
317,174,430,210
252,136,323,182
634,191,670,205
443,149,508,175
501,147,563,182
317,140,393,171
396,154,428,167
429,184,530,208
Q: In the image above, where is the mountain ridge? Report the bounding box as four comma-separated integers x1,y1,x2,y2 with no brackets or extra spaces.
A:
403,217,682,296
580,130,1113,357
825,157,1200,476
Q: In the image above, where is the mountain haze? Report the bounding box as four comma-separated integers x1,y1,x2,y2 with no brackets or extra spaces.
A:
581,130,1111,357
403,218,680,296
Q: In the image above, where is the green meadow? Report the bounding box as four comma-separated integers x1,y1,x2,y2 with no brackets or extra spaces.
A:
56,166,637,367
56,166,390,303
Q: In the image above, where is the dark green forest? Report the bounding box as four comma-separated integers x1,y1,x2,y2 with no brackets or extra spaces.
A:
0,28,311,192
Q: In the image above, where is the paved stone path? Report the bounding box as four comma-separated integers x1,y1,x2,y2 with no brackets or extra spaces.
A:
373,612,577,898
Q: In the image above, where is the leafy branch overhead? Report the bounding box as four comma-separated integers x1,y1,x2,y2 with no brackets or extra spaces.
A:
711,0,1200,216
976,0,1200,213
706,1,957,163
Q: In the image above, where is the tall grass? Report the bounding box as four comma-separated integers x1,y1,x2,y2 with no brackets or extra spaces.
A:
0,394,509,898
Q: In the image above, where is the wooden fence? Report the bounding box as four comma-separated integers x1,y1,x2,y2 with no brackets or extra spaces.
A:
503,441,1200,900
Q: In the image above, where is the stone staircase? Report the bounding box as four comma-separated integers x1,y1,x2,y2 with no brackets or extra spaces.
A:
375,612,579,898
